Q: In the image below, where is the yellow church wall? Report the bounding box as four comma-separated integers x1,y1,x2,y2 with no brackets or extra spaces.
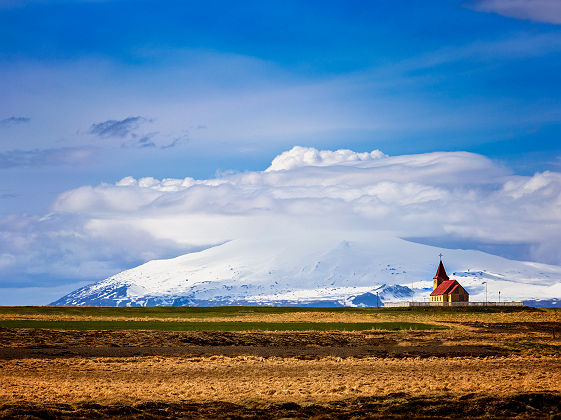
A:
431,291,469,303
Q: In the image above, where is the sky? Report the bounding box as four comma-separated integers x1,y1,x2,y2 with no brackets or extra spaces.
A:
2,0,561,304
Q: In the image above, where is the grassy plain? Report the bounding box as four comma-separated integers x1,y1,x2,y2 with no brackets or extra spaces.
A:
0,306,560,418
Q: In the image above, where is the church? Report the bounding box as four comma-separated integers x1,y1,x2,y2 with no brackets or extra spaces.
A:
430,258,469,303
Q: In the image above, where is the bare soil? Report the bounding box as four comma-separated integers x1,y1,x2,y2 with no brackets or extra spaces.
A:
0,328,511,359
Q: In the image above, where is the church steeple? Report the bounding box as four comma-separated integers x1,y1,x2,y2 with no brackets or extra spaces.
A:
433,257,449,290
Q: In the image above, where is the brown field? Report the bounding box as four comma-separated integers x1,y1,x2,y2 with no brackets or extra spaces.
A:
1,307,560,419
1,306,559,324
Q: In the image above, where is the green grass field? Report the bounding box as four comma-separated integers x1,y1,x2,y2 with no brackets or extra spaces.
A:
0,305,539,331
0,319,446,331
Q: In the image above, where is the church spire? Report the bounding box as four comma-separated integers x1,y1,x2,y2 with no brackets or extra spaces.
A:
434,260,449,281
433,257,449,291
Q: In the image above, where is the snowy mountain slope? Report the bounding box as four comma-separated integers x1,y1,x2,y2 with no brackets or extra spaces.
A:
51,233,561,307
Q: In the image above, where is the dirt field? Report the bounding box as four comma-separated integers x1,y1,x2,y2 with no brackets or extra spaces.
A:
0,306,560,419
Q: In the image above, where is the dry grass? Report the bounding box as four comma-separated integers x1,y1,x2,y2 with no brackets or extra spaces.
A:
1,355,560,405
1,307,558,324
1,307,560,418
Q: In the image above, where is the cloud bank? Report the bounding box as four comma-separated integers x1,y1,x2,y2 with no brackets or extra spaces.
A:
2,146,561,291
468,0,561,25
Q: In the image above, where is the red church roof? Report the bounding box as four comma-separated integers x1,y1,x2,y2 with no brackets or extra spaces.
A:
430,279,460,296
433,260,449,281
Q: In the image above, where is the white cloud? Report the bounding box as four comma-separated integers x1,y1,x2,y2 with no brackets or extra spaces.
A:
2,146,561,289
468,0,561,25
502,171,561,199
266,146,387,171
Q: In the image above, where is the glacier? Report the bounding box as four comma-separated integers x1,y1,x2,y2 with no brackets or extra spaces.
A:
51,233,561,307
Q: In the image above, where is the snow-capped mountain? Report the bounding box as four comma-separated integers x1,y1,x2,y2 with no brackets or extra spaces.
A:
51,232,561,307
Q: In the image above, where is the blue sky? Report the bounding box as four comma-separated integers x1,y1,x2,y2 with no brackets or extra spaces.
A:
2,0,561,303
1,0,561,213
